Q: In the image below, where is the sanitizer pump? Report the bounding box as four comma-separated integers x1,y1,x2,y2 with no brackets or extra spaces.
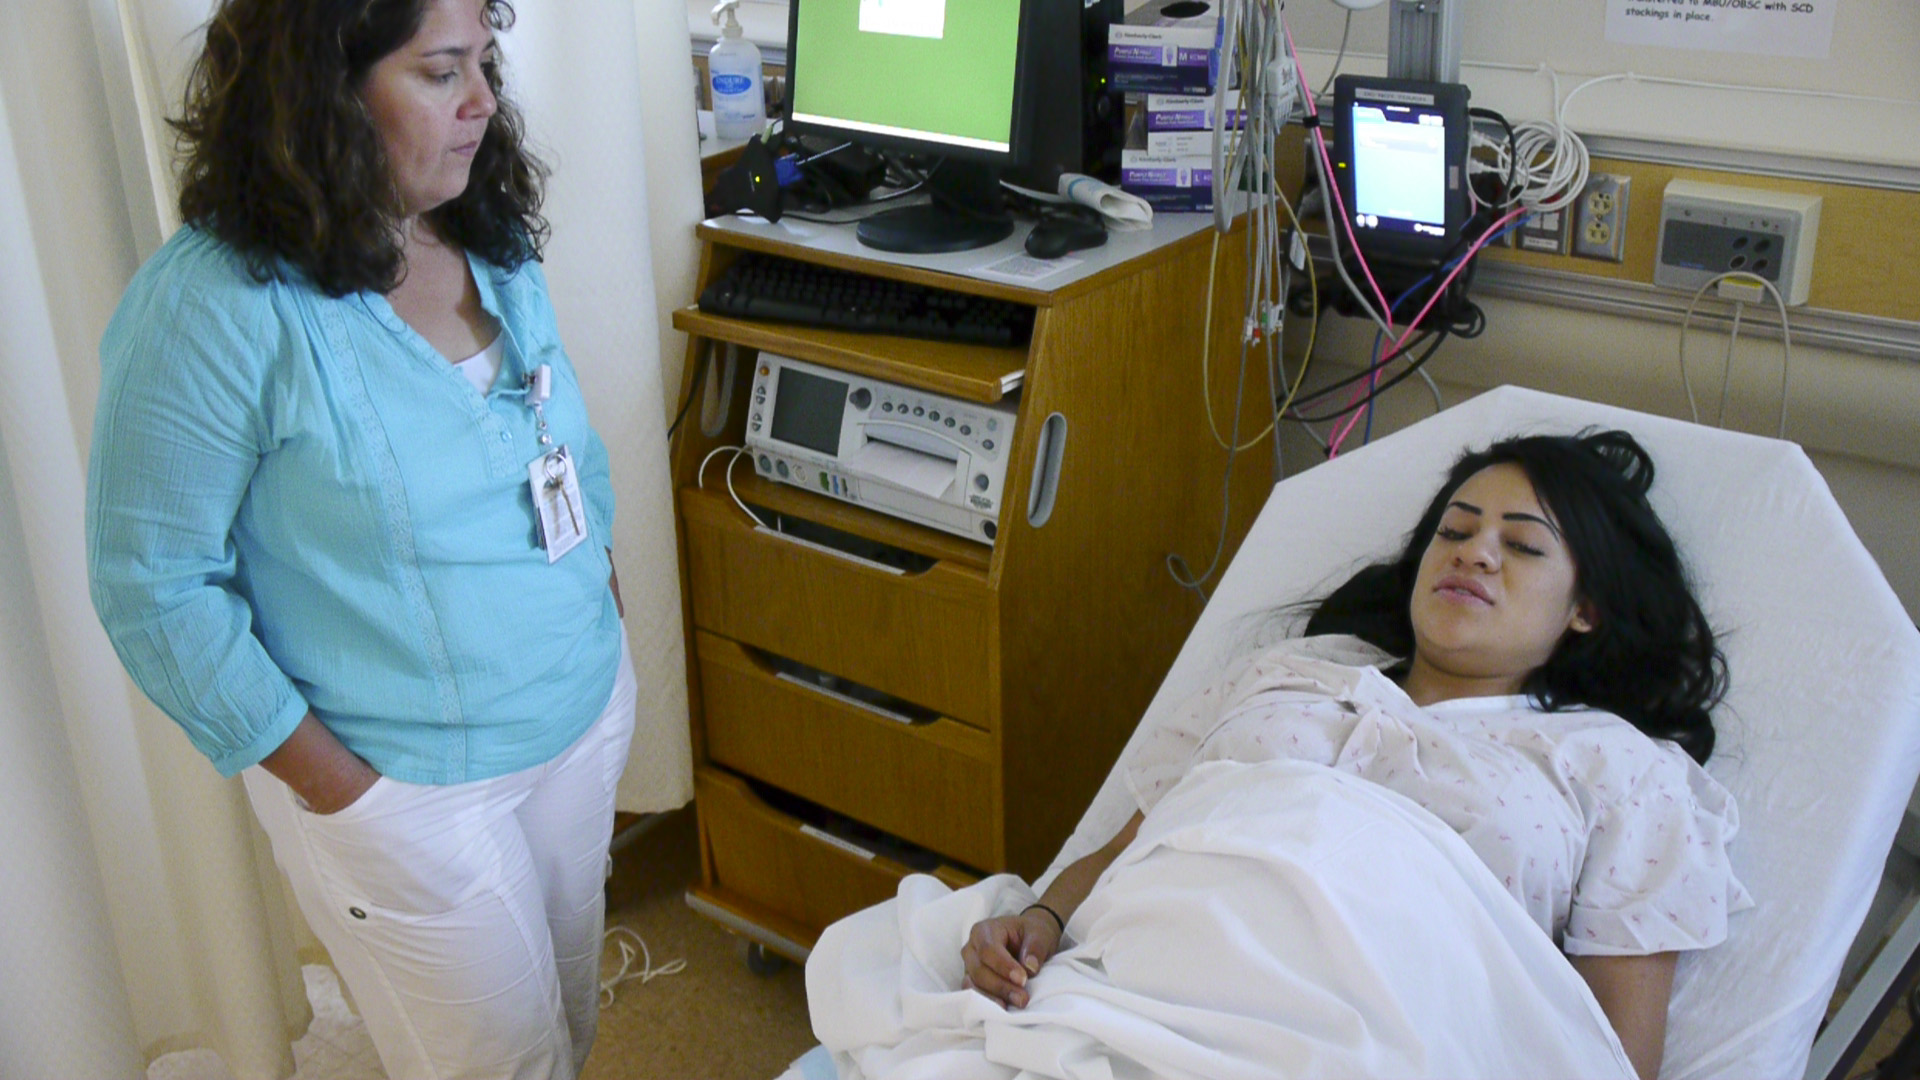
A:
709,0,765,141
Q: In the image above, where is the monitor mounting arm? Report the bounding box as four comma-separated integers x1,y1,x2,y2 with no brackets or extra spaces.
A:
1386,0,1465,85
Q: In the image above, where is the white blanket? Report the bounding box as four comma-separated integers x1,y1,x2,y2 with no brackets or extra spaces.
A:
806,760,1638,1080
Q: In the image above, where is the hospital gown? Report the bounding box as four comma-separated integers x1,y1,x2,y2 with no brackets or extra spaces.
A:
1124,635,1754,956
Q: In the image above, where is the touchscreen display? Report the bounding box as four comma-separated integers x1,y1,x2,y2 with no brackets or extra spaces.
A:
1349,100,1448,239
770,367,849,455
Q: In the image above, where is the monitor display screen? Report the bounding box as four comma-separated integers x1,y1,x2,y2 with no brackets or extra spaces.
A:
789,0,1024,155
770,367,849,455
1348,97,1449,241
1331,76,1470,266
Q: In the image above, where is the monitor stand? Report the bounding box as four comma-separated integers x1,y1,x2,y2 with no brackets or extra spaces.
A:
856,159,1014,255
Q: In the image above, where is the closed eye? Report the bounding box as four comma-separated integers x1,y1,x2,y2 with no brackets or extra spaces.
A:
1506,539,1546,556
1436,526,1469,541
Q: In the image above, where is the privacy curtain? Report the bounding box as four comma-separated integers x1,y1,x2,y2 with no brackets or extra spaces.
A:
0,1,701,1076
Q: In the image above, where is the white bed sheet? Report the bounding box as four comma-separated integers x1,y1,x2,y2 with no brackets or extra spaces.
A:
1034,386,1920,1080
806,760,1638,1080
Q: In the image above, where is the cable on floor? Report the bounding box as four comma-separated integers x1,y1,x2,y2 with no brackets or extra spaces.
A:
600,925,687,1006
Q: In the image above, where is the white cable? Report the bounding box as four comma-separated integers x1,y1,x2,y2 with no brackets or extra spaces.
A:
1487,68,1628,215
723,448,769,528
1416,366,1444,415
696,443,737,490
1717,301,1743,427
697,444,771,529
1310,139,1394,336
1176,0,1305,598
1318,10,1354,98
1676,272,1794,437
598,926,686,1007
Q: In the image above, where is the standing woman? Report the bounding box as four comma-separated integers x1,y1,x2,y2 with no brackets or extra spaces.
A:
87,2,633,1077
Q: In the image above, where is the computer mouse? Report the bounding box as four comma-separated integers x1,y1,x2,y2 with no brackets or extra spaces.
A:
1024,216,1108,260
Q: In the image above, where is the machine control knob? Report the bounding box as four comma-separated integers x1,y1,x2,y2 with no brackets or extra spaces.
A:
850,388,872,410
758,455,772,471
882,402,894,412
982,438,995,451
974,473,990,491
775,460,789,479
913,406,925,417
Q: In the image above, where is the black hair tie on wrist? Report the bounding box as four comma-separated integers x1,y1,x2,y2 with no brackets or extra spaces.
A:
1023,902,1065,935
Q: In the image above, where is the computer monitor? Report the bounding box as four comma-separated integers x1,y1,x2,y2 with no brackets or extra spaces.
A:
784,0,1089,254
1330,75,1471,270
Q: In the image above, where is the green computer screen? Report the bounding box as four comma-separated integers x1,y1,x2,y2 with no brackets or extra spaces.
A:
790,0,1022,152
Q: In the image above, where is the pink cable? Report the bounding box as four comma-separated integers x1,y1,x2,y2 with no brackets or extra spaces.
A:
1326,354,1378,454
1325,205,1528,458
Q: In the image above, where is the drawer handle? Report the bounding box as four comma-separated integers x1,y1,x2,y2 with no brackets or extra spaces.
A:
751,645,939,724
1026,412,1067,528
799,824,876,861
775,672,924,725
754,526,906,575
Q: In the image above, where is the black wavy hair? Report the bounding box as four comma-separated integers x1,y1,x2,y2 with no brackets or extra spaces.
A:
173,0,548,297
1305,429,1727,763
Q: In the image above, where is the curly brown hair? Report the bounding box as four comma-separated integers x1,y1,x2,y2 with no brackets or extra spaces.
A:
172,0,548,297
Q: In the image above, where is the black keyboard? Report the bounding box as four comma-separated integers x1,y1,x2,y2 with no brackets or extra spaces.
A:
699,253,1033,347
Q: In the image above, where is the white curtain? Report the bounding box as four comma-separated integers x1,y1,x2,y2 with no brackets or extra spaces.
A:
0,1,702,1076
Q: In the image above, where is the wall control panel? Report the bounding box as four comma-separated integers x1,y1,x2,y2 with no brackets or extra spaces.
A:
1654,179,1822,306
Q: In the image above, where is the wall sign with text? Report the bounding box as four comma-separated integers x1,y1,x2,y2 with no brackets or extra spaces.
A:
1606,0,1837,59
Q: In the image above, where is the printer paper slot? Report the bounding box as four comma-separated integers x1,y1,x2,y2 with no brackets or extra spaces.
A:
846,437,956,500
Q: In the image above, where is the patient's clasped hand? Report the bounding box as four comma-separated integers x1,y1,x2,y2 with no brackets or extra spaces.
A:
808,431,1751,1080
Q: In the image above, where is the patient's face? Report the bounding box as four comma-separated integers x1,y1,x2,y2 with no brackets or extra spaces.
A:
1405,464,1591,699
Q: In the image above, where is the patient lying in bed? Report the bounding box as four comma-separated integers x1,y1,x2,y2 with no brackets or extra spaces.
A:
807,430,1751,1080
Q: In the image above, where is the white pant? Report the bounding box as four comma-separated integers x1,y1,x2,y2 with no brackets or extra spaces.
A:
245,638,637,1080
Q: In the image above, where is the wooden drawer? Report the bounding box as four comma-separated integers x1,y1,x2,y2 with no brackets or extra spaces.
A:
681,487,995,727
695,767,976,940
697,630,998,870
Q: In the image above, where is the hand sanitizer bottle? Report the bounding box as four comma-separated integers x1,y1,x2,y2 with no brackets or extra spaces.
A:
709,0,766,141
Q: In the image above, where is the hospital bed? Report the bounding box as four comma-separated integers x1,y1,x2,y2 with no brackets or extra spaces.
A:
783,385,1920,1080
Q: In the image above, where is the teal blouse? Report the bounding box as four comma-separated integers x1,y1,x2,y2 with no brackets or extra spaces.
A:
87,227,621,783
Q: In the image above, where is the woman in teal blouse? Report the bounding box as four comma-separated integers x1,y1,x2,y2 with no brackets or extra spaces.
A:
86,1,632,1077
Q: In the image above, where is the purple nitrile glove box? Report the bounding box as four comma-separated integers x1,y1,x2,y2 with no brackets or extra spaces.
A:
1145,92,1243,133
1120,151,1215,212
1107,20,1221,95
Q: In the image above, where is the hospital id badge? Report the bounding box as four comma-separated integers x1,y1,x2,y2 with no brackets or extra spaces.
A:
530,445,587,563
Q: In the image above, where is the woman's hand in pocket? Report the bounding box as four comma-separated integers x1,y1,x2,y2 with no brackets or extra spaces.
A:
261,713,383,815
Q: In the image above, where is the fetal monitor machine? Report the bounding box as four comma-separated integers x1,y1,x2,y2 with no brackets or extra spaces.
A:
745,354,1019,545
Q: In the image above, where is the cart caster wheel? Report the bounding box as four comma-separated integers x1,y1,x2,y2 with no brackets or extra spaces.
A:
742,940,791,976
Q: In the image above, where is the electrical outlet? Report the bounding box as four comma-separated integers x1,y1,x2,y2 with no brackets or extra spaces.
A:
1573,173,1630,262
1515,206,1570,255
